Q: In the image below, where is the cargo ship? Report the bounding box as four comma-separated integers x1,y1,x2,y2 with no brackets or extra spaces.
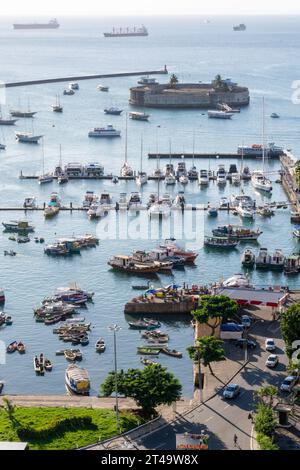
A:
13,19,59,30
103,25,148,37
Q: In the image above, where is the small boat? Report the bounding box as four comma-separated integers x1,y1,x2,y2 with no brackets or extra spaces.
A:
137,76,158,85
212,225,262,241
199,169,209,186
33,355,41,374
112,176,119,184
0,143,6,150
284,252,300,274
207,205,218,217
65,364,90,395
51,95,63,112
208,110,233,119
293,226,300,238
179,174,189,185
251,171,272,193
137,347,161,355
45,358,53,371
10,109,37,118
64,350,77,361
270,113,280,119
129,112,149,121
2,220,35,233
161,348,183,358
241,248,255,268
104,107,123,115
44,205,60,218
69,82,79,90
129,319,160,330
15,132,43,143
63,89,75,95
95,338,106,353
256,205,274,217
7,341,18,353
17,235,30,243
204,236,238,249
17,342,26,354
4,250,16,256
58,173,68,184
97,85,109,91
23,197,37,209
5,315,13,325
39,173,54,184
121,162,134,177
140,358,158,365
88,125,121,137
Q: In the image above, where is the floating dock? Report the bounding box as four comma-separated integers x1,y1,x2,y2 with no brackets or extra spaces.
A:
148,152,281,160
5,68,168,88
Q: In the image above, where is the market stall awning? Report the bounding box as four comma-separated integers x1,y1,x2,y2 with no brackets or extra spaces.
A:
215,286,289,307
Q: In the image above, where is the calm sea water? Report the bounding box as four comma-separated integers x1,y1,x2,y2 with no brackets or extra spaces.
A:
0,15,299,397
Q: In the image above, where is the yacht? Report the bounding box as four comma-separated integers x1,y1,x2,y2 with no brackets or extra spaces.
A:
199,169,209,185
148,201,171,219
219,197,229,209
231,173,241,185
10,109,37,118
128,192,144,211
188,165,198,180
216,165,227,185
88,125,121,137
237,142,284,158
176,161,187,178
164,173,176,185
251,171,272,193
82,191,97,208
23,197,37,209
39,173,53,184
236,202,254,219
152,168,164,178
87,203,105,219
179,174,189,185
208,110,233,119
63,89,75,95
172,191,186,209
118,193,128,210
230,194,254,208
15,131,43,143
137,76,158,85
121,162,133,177
255,248,272,270
136,171,148,186
104,107,123,115
241,166,251,180
241,249,255,268
51,95,63,113
270,249,285,271
97,85,109,92
164,163,174,176
129,112,149,121
99,192,113,210
69,82,79,90
2,220,35,232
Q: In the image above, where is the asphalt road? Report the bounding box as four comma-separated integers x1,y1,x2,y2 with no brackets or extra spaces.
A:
137,319,288,450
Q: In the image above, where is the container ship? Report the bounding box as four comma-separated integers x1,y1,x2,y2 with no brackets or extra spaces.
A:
13,18,59,30
103,25,148,37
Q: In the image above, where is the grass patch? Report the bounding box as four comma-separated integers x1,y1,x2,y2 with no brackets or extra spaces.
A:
0,407,144,450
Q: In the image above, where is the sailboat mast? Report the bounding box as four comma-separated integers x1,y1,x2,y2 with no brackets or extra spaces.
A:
262,96,265,173
125,112,128,164
140,134,143,173
192,130,195,167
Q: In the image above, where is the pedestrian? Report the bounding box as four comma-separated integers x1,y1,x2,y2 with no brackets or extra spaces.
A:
233,433,238,447
248,412,253,422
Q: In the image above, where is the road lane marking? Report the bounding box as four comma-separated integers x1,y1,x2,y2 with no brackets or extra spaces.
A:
205,416,214,422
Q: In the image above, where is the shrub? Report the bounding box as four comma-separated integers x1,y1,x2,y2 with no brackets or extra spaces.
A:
16,416,94,441
256,433,279,450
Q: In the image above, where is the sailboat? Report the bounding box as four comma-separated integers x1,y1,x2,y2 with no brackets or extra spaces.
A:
10,98,37,118
51,95,63,113
188,132,198,180
38,139,53,184
164,140,176,185
251,98,272,193
136,135,148,186
56,145,68,184
15,116,43,143
148,154,171,219
0,106,18,125
120,113,133,177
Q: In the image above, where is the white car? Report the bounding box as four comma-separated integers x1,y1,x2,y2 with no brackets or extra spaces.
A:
265,354,278,368
241,315,252,328
223,383,240,399
280,376,297,392
265,338,276,351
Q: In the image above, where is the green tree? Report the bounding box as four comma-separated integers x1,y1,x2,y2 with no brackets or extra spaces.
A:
255,385,278,408
187,336,225,375
169,73,179,88
213,74,229,91
256,433,279,450
192,295,238,336
101,364,182,416
1,398,18,428
280,303,300,357
254,403,276,437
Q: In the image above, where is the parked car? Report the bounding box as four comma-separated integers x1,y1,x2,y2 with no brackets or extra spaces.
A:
280,376,298,392
241,315,252,328
265,354,279,368
265,338,276,351
223,383,240,399
235,338,257,349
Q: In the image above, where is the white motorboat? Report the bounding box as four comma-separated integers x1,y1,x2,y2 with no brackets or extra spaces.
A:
241,249,255,268
164,163,174,176
208,110,234,119
99,192,113,210
87,203,105,219
121,162,133,177
188,165,198,180
136,171,148,186
172,191,186,209
118,193,128,210
88,125,121,137
231,173,241,185
137,76,158,85
222,274,253,288
69,82,79,90
23,197,37,209
255,248,272,269
128,192,144,211
129,111,149,121
230,194,254,208
251,171,272,193
164,173,176,185
179,174,189,185
216,165,227,185
51,95,63,112
241,166,251,180
82,191,97,208
176,160,187,178
63,89,75,95
148,201,171,219
236,202,254,219
15,131,43,143
153,168,164,178
199,169,209,185
97,85,109,92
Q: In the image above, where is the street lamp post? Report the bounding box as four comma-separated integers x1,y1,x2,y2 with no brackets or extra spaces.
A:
108,324,121,434
194,346,203,404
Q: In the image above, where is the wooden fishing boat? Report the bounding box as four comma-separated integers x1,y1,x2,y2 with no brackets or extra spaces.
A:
204,236,238,248
141,330,169,341
33,355,43,374
7,341,18,353
161,348,183,358
129,319,161,330
140,358,158,366
64,350,77,361
95,338,106,353
80,337,89,346
65,364,90,395
137,347,161,355
45,358,53,371
17,342,26,354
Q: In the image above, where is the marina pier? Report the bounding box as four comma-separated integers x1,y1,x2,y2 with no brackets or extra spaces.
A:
148,152,281,159
4,67,168,88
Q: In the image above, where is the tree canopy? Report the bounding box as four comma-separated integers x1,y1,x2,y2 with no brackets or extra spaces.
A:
188,335,225,374
101,364,182,416
169,73,179,88
280,302,300,357
192,295,238,335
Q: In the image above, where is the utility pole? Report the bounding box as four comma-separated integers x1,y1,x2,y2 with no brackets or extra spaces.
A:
108,324,121,434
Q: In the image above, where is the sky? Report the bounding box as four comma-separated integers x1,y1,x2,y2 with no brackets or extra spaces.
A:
2,0,300,16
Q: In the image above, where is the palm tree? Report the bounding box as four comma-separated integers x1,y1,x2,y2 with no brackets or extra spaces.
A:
255,385,278,408
188,335,226,376
169,74,179,89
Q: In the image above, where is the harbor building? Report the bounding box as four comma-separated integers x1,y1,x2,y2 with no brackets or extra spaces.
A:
129,78,249,109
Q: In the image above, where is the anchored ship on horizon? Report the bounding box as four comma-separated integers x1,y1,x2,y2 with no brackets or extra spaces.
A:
103,25,148,37
13,18,59,30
